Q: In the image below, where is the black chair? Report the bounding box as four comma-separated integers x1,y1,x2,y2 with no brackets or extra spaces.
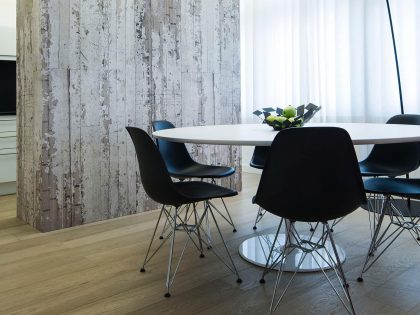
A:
126,127,242,297
358,178,420,282
152,120,237,233
359,114,420,177
249,145,338,233
359,114,420,237
249,146,270,230
250,146,269,170
254,127,366,314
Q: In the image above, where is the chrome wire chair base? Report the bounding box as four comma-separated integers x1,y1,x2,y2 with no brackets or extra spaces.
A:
358,195,420,282
156,179,237,239
158,201,236,239
259,221,355,315
140,201,241,297
309,217,344,233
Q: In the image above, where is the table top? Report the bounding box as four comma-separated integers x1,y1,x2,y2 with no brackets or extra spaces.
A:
153,123,420,146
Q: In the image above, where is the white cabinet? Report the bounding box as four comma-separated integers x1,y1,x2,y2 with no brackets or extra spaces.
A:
0,0,16,58
0,0,17,194
0,115,16,195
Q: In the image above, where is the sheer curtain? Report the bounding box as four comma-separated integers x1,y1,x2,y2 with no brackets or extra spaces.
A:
241,0,420,124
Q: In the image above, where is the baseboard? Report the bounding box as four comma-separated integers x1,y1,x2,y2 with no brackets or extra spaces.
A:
0,181,16,195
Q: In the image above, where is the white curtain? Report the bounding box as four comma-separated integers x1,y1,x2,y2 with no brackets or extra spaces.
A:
240,0,420,124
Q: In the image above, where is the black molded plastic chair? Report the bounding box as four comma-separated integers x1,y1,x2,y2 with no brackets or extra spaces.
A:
249,146,270,230
152,120,237,233
359,114,420,177
249,145,338,233
359,114,420,237
254,127,366,314
126,127,241,297
358,178,420,282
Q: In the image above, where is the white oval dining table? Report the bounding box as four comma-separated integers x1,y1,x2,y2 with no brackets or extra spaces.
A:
153,123,420,272
152,122,420,146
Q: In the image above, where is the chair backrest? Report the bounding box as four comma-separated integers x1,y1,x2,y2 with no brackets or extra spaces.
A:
126,127,186,206
152,120,195,172
365,114,420,173
250,146,270,169
254,127,366,222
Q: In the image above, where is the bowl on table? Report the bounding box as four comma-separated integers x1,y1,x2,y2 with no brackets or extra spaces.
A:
253,103,321,131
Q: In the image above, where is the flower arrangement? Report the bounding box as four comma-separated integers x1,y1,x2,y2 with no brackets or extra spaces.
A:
253,103,321,131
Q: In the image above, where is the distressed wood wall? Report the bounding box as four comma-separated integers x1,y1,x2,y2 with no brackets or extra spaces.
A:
17,0,241,232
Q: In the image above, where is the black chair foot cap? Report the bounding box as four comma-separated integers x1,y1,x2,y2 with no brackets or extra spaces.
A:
164,293,171,298
357,277,363,282
140,268,146,273
330,228,334,233
368,253,374,257
207,246,212,250
253,226,257,230
310,228,315,232
417,237,420,241
233,229,237,233
159,236,164,240
200,254,205,258
237,278,242,284
344,283,349,288
259,278,266,284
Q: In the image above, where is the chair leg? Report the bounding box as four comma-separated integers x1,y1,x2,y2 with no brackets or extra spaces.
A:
220,198,237,232
326,223,356,315
158,206,170,240
260,219,283,283
358,196,390,282
269,222,307,314
329,217,345,232
366,193,386,239
206,200,242,283
210,179,237,232
140,204,166,272
202,202,213,249
141,204,191,298
253,206,266,230
193,203,205,258
165,206,178,297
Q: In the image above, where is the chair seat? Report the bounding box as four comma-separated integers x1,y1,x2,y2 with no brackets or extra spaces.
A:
175,181,237,202
359,160,413,177
169,164,235,180
364,178,420,199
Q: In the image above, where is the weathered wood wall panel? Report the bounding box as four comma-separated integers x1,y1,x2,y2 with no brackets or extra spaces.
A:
17,0,241,232
16,0,44,229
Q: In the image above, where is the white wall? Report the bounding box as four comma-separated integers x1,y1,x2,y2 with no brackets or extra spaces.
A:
0,0,16,58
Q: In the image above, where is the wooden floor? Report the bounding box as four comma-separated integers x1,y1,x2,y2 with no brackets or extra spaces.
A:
1,173,420,315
